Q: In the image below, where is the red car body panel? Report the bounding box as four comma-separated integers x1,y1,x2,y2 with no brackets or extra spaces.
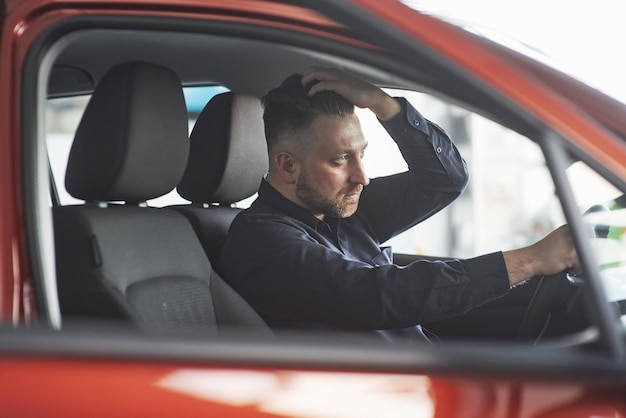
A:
1,355,625,418
1,1,626,417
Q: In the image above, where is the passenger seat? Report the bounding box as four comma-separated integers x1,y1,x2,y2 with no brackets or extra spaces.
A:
176,92,268,269
53,62,271,336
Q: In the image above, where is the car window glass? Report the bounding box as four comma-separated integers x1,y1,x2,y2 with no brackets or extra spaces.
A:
46,95,89,206
567,161,626,327
354,88,565,258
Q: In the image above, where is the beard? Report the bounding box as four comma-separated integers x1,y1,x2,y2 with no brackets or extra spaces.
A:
295,168,362,218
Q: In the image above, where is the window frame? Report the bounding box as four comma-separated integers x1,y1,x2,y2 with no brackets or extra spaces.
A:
18,8,626,371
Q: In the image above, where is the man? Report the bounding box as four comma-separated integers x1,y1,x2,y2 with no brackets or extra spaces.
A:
219,67,578,335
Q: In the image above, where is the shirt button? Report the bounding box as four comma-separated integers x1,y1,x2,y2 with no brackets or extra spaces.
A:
436,146,442,153
413,119,420,126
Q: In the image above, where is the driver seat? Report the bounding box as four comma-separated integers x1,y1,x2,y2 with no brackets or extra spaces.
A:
175,91,268,270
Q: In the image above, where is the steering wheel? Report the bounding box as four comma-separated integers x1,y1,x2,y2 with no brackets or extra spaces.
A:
517,203,612,343
516,272,588,342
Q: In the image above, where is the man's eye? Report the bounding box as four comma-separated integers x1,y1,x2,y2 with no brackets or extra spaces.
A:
335,155,347,163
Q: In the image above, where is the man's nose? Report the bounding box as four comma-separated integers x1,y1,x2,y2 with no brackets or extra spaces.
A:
350,158,370,186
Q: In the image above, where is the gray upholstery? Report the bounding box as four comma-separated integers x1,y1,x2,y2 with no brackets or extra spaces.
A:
175,92,268,266
178,92,268,204
53,62,270,336
65,62,189,203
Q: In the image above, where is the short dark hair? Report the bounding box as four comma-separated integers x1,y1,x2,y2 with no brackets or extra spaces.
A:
262,73,354,153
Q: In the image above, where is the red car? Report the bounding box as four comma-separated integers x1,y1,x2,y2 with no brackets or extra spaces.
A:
1,0,626,417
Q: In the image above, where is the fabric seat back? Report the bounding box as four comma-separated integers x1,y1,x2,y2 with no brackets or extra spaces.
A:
175,92,268,269
53,62,270,335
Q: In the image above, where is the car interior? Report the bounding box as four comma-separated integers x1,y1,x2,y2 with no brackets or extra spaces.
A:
52,60,272,336
28,15,625,354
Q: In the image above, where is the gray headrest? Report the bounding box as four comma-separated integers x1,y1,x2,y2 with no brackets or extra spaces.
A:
65,62,189,203
177,92,268,205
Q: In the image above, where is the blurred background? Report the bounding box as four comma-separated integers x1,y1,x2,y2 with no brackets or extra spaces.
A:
405,0,626,105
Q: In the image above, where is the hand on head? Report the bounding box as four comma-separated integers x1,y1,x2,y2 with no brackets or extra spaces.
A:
301,67,401,121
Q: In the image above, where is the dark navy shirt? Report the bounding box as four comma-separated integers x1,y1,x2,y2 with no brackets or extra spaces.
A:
219,98,510,331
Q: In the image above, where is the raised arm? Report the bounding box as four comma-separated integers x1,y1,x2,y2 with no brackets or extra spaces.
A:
301,66,401,121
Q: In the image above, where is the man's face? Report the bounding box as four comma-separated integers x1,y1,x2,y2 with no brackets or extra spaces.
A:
294,113,369,219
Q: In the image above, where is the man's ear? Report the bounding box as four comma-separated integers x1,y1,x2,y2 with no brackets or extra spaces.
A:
274,152,300,184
